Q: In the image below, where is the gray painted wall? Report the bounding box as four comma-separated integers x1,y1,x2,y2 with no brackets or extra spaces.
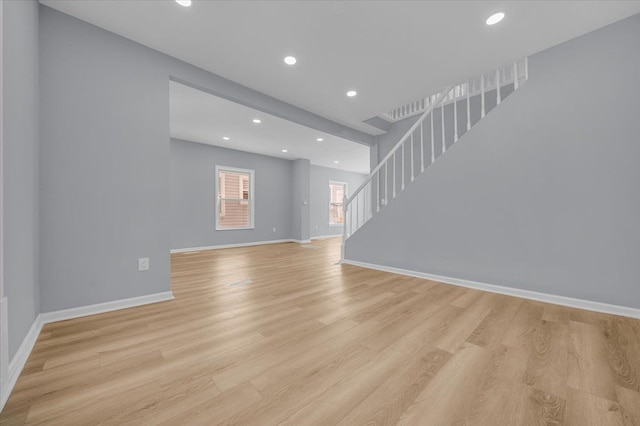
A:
170,141,367,247
2,0,40,359
38,6,372,313
170,139,292,249
291,159,311,242
346,14,640,309
310,165,366,239
40,6,172,311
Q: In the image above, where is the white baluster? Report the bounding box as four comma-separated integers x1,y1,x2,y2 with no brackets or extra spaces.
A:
454,88,459,142
363,190,366,224
401,143,405,190
481,74,486,118
356,194,360,231
363,182,367,221
343,196,348,237
351,200,354,236
362,184,366,223
392,152,396,198
410,133,414,182
430,112,435,163
466,80,471,131
353,193,357,233
514,62,518,89
420,120,425,173
345,200,348,236
347,197,351,235
441,94,446,154
525,57,529,81
496,68,501,105
376,172,380,212
384,161,388,206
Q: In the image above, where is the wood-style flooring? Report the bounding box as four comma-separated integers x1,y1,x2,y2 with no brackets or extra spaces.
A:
1,238,640,425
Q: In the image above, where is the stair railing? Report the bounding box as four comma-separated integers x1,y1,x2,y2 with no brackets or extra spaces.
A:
341,59,528,261
382,58,528,122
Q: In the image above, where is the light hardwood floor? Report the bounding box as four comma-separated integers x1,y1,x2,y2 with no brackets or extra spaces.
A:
1,237,640,425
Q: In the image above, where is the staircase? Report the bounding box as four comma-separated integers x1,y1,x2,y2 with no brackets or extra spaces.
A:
341,58,528,260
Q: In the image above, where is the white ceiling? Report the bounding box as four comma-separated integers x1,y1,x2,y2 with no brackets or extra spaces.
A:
42,1,640,135
170,81,370,174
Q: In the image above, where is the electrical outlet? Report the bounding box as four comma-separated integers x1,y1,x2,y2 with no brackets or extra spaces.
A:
138,258,149,271
315,225,319,229
273,227,276,232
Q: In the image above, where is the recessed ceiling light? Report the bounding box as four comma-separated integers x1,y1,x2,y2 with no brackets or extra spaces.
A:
316,138,324,142
252,118,261,124
175,0,191,7
486,12,505,25
334,160,340,164
284,56,297,65
346,90,357,97
222,136,230,141
282,149,288,153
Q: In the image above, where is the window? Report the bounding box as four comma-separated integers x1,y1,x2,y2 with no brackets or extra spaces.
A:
329,181,347,225
216,166,254,230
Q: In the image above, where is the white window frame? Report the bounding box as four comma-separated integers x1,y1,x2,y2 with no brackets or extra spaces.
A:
329,180,348,227
215,165,255,231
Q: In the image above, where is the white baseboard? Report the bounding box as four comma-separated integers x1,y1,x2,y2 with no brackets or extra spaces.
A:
342,259,640,320
292,239,312,244
171,239,295,254
39,291,174,324
170,238,323,253
0,291,173,412
2,313,42,412
311,234,342,240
